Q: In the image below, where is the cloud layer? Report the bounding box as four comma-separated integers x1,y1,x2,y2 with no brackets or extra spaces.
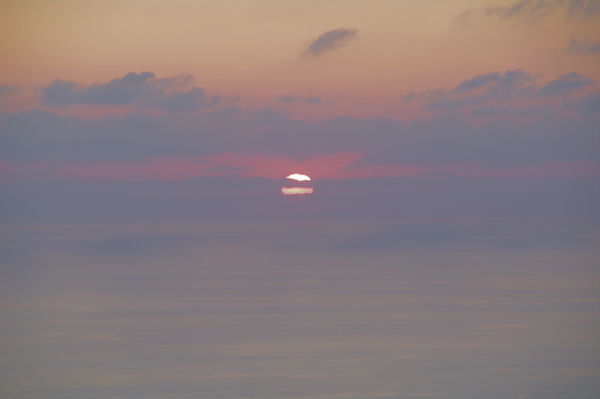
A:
42,72,220,110
537,72,594,96
2,70,599,184
2,69,600,225
404,69,595,116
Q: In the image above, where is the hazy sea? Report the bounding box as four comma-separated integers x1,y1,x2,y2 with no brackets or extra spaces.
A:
1,218,599,399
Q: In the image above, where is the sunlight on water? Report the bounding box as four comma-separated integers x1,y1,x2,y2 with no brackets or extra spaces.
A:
281,186,314,196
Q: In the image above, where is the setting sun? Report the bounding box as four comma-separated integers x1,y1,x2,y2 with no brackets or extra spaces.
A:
286,173,311,182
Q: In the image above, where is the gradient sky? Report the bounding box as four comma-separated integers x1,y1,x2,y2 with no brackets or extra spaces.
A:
1,1,600,398
1,0,599,187
1,0,600,117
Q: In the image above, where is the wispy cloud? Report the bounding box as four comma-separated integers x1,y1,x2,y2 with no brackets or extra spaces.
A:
42,72,219,110
405,69,536,110
566,37,600,54
457,0,600,25
537,72,594,96
405,70,595,112
455,70,533,94
484,0,558,22
303,28,358,58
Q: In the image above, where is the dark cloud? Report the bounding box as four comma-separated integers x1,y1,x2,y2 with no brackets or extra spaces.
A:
537,72,594,96
566,37,600,54
2,98,599,169
303,28,358,57
42,72,219,110
277,94,321,105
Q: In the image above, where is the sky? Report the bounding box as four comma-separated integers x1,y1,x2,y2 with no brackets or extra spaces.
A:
0,0,599,197
1,1,600,398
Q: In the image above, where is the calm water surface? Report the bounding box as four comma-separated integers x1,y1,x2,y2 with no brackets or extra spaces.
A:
1,220,599,399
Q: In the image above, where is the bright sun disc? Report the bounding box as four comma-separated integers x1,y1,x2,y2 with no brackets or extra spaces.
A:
286,173,311,182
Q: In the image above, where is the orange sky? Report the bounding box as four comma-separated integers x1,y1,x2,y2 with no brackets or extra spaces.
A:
2,0,599,116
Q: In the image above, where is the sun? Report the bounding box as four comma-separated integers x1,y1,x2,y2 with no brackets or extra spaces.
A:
286,173,311,182
282,173,314,196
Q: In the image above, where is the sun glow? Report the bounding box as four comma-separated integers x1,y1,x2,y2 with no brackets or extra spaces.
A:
286,173,311,182
281,186,314,196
